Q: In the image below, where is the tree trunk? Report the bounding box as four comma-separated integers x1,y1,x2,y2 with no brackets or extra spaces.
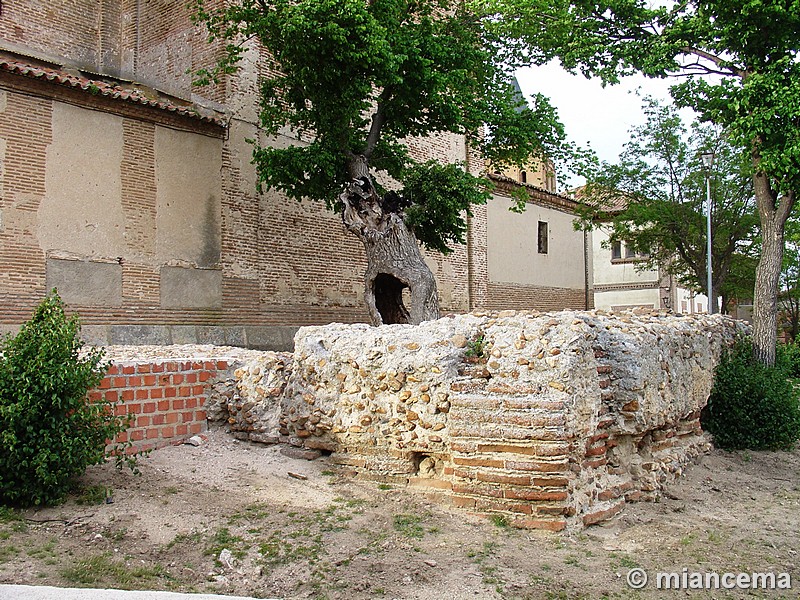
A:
340,155,440,326
751,163,795,366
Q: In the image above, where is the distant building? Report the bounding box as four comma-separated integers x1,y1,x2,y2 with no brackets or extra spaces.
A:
577,188,711,313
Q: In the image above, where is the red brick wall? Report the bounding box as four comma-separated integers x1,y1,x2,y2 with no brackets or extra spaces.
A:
486,282,588,312
447,372,572,532
90,359,230,453
0,1,101,68
0,88,51,315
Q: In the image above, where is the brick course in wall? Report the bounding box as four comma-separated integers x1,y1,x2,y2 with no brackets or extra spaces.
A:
486,282,587,313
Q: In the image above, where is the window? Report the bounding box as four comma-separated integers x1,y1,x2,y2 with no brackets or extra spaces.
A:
610,241,649,262
520,170,527,183
537,221,548,254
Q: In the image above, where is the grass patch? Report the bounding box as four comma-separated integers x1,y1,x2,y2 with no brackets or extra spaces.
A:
75,485,112,506
165,530,203,550
228,502,271,524
0,507,23,524
203,527,246,563
609,552,639,570
0,543,20,563
27,538,58,561
60,554,172,589
0,507,26,543
469,540,504,594
489,514,510,528
393,514,425,539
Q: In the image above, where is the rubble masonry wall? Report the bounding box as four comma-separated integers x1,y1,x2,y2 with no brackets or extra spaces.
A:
206,310,744,531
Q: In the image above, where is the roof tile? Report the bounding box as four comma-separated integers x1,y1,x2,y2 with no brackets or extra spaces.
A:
0,58,224,127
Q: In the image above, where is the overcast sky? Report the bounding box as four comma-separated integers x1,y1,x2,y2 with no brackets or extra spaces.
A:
515,61,689,190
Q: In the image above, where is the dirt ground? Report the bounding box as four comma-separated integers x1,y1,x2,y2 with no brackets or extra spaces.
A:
1,425,798,599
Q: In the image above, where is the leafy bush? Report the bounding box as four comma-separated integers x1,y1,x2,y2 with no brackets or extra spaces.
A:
0,291,132,506
703,338,800,451
777,341,800,379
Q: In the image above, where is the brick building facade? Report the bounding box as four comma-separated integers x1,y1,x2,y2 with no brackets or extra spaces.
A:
0,1,591,349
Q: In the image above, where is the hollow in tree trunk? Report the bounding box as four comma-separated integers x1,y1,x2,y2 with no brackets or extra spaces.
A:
340,155,440,326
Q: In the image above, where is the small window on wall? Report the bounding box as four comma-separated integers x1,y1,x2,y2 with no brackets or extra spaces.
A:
611,241,649,261
538,221,548,254
520,170,527,183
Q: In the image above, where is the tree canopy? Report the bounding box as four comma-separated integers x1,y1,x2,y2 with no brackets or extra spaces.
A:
192,0,576,255
579,97,759,313
478,0,800,363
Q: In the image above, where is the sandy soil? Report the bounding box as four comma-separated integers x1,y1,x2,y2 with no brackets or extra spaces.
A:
1,425,798,599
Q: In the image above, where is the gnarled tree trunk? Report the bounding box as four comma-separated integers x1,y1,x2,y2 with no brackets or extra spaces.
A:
340,155,439,326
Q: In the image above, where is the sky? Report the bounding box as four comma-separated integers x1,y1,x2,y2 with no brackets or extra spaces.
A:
514,61,689,190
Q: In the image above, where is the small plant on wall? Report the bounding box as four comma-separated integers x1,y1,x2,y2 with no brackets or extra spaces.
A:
464,334,487,360
0,290,135,506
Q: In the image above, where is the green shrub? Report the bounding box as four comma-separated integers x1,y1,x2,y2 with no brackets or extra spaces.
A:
703,338,800,451
0,291,133,506
777,341,800,379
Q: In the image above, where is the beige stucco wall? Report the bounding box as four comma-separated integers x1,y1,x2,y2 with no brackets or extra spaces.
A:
36,102,223,269
592,226,659,286
594,289,659,310
155,126,222,268
40,102,126,259
591,225,660,310
677,287,709,314
486,194,585,290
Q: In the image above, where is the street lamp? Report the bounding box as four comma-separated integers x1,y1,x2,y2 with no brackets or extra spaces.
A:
700,151,715,313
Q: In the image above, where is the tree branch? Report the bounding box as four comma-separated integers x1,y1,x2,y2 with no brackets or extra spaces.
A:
364,103,386,159
679,46,745,77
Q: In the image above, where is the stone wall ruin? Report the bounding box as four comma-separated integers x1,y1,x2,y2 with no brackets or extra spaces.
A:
207,310,745,531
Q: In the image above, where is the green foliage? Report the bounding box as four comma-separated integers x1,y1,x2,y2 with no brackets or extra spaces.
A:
489,514,510,528
464,334,486,359
576,96,759,312
192,0,578,254
777,342,800,380
0,291,133,506
703,338,800,451
402,162,491,254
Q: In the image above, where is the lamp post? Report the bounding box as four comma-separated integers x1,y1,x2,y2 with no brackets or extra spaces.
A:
700,151,715,313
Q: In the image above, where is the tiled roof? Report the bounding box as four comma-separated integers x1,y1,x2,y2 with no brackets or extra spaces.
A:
569,185,629,214
488,172,577,202
0,57,225,127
